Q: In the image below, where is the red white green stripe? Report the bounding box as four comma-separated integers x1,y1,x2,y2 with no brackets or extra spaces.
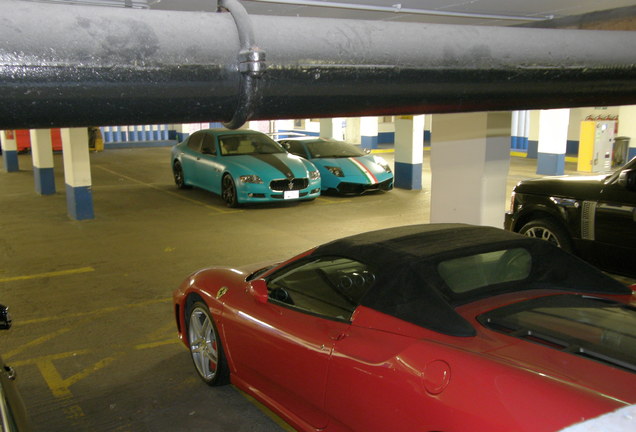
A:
349,158,378,184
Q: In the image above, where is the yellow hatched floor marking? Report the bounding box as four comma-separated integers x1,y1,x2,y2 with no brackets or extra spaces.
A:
0,266,94,283
94,165,243,214
16,297,171,326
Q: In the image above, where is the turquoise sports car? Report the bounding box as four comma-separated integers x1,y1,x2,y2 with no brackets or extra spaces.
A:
171,129,321,207
279,137,393,195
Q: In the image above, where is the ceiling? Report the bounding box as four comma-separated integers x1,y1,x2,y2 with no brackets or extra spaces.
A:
147,0,636,26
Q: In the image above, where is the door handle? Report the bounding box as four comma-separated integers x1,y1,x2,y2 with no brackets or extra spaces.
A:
330,332,347,341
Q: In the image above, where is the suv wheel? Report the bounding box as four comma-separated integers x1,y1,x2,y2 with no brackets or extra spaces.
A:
519,219,572,252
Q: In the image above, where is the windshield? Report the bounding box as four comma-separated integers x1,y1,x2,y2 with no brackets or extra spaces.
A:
306,140,365,158
220,134,285,156
605,155,636,184
478,294,636,373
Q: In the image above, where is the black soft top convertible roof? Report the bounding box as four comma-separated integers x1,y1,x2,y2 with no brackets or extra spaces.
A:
312,224,631,337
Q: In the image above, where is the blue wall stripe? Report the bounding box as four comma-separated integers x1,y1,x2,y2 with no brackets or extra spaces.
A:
361,135,379,149
34,167,56,195
2,150,19,172
66,184,94,220
378,132,393,144
628,147,636,161
394,162,422,190
537,153,565,176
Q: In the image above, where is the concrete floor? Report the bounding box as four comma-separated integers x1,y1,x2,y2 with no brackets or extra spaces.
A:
0,148,580,431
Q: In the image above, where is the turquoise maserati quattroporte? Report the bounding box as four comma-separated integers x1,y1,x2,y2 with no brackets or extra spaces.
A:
171,129,321,207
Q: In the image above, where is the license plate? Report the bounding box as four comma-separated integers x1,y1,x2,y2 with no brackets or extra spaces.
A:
284,190,300,199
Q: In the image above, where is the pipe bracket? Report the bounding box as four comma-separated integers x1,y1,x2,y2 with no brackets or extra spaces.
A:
218,0,267,129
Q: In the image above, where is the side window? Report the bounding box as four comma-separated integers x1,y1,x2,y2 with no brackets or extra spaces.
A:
201,134,216,155
267,257,375,321
187,132,204,153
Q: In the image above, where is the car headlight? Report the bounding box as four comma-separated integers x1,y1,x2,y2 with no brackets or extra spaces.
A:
374,156,392,173
309,170,320,180
239,175,264,184
326,166,344,177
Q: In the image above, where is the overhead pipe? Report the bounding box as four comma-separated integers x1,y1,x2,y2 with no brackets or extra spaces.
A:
0,0,635,130
247,0,552,22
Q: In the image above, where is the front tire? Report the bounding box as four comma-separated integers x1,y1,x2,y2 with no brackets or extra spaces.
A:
519,218,572,252
173,161,190,189
186,302,230,386
221,174,238,208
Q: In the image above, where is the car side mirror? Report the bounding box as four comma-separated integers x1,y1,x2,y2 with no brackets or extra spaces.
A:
0,305,12,330
249,279,269,304
618,168,636,191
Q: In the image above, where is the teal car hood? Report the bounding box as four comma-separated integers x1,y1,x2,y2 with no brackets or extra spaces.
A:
224,153,312,179
313,155,391,181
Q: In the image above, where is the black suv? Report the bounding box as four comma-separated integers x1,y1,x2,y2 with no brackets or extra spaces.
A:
505,156,636,278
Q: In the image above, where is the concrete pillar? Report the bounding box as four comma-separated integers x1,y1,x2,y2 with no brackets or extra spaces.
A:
430,112,511,228
527,110,541,159
360,117,379,150
1,130,19,172
320,118,345,140
61,128,94,220
618,105,636,161
394,115,424,190
537,109,570,175
511,110,530,152
30,129,56,195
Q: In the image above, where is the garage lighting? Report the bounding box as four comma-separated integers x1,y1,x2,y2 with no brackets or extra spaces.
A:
248,0,552,22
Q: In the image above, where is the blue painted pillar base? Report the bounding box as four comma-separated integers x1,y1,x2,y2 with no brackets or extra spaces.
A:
34,167,56,195
527,141,539,159
66,184,94,220
394,162,422,190
361,135,379,150
537,153,565,176
2,150,19,172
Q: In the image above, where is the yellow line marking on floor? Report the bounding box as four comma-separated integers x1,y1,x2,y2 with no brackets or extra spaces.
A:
10,349,91,367
0,266,94,283
16,297,171,326
94,165,243,214
14,350,119,398
236,387,297,432
316,196,352,204
5,327,72,360
135,338,180,350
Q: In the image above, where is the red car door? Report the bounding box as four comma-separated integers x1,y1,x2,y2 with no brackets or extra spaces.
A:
222,257,369,430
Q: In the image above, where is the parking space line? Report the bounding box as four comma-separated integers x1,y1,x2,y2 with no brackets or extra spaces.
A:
16,297,171,326
316,196,351,204
5,327,72,360
0,266,94,283
93,165,243,214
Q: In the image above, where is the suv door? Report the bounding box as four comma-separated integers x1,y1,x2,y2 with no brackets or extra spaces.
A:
595,172,636,275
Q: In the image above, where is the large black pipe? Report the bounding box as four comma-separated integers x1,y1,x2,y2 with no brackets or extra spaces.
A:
1,0,636,130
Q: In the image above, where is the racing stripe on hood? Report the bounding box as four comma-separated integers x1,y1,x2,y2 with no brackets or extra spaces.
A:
250,154,294,178
349,158,378,184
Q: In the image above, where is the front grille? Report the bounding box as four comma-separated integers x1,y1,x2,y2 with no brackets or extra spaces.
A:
270,178,309,191
337,178,393,195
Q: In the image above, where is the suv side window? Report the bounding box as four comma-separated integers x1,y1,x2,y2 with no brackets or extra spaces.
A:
267,257,375,321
